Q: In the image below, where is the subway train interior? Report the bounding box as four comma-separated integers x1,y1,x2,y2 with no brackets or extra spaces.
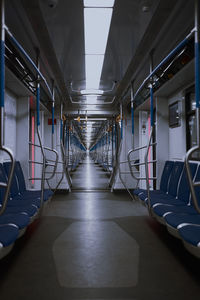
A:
1,0,200,299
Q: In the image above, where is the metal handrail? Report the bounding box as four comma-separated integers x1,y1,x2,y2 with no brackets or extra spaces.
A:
185,145,200,214
127,140,157,182
0,146,15,216
144,128,157,210
29,141,59,181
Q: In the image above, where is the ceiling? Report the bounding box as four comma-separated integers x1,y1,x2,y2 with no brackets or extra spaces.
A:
5,0,194,148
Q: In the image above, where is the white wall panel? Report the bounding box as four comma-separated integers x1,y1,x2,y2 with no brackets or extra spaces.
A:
168,91,186,160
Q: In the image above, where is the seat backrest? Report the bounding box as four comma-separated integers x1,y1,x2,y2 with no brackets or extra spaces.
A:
15,161,26,193
3,162,20,198
159,161,174,192
0,163,7,204
177,163,198,204
167,161,184,197
190,165,200,208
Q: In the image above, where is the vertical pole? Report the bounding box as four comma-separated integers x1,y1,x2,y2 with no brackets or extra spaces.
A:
0,0,5,147
60,102,63,141
36,51,40,128
131,81,134,148
120,103,123,140
51,81,55,149
111,118,114,166
150,52,154,128
195,0,200,147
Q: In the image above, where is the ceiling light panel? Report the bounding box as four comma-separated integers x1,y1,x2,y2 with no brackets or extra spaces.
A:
85,55,104,89
84,0,115,7
84,8,113,55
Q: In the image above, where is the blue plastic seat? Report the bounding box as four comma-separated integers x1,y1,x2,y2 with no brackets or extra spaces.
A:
12,161,53,201
165,213,200,230
152,164,200,219
0,212,30,230
0,224,19,247
178,224,200,258
0,203,38,218
133,160,174,197
149,162,196,207
0,163,41,209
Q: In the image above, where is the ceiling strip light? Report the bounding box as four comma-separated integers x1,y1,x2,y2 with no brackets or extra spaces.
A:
84,8,113,55
84,0,115,7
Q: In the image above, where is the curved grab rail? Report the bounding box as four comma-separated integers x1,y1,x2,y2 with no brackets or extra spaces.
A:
127,142,157,181
29,142,59,180
0,146,15,216
185,145,200,214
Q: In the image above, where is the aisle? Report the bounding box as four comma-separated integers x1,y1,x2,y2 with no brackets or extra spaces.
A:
0,160,200,300
71,154,110,191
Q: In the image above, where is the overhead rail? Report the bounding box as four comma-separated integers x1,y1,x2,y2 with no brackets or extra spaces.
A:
3,26,62,198
126,29,195,109
5,27,53,100
0,0,15,216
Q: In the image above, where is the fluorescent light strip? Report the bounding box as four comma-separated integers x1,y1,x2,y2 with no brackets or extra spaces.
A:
84,8,113,55
84,0,115,7
85,55,104,89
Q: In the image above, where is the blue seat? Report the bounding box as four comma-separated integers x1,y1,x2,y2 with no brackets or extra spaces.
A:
149,162,196,207
178,224,200,258
0,204,38,218
12,161,53,201
0,164,41,208
152,164,200,230
133,160,174,198
152,163,200,225
0,212,30,230
0,224,19,247
165,213,200,231
0,164,38,218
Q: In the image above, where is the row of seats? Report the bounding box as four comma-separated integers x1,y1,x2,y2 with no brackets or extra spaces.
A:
133,160,200,258
0,161,53,259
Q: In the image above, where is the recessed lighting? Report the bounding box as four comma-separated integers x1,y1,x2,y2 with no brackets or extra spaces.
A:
84,7,113,55
80,89,104,95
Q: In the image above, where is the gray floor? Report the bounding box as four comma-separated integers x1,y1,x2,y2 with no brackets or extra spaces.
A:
71,155,110,191
0,155,200,299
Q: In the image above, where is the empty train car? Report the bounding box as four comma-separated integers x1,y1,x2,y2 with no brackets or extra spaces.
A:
0,0,200,299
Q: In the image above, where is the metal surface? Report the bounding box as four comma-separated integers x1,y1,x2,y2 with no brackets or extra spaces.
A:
0,146,15,215
0,0,5,147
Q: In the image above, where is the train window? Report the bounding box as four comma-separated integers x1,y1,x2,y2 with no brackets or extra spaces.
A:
169,101,181,128
185,86,200,160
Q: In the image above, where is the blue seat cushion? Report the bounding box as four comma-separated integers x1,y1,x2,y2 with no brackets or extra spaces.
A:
0,224,19,247
5,197,41,208
165,213,200,229
178,225,200,247
0,213,30,229
0,204,38,217
149,195,184,207
153,204,197,217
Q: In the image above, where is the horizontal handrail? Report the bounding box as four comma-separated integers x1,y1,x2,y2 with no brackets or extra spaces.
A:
130,160,157,167
29,160,56,168
128,142,157,155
